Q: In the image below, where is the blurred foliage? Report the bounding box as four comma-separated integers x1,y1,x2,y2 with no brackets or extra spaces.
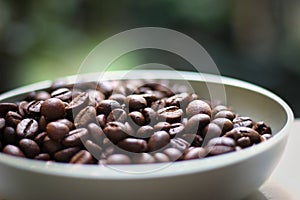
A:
1,0,300,115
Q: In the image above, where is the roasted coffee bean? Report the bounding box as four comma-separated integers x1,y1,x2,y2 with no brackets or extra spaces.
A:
184,114,210,134
96,100,121,116
169,138,190,151
17,101,28,117
202,123,222,144
148,131,170,152
153,152,170,163
153,122,171,132
261,133,272,141
96,81,113,97
51,88,72,101
34,153,51,161
181,134,203,147
96,114,107,128
183,147,207,160
34,131,48,146
46,122,69,142
63,128,89,147
157,106,183,124
43,136,63,154
27,100,43,117
206,137,236,156
0,103,17,117
142,107,157,125
66,92,89,114
107,109,127,123
109,93,126,104
54,147,81,162
0,118,5,131
87,123,104,144
214,110,235,121
211,118,234,136
253,121,272,135
136,125,154,138
5,111,22,127
211,105,228,117
236,137,251,148
41,98,66,121
74,106,97,128
118,138,148,153
151,99,167,111
3,127,18,144
168,123,184,138
233,116,253,128
224,127,261,144
3,145,25,157
16,118,38,139
186,100,211,118
132,153,155,164
70,150,94,164
35,91,51,100
87,90,105,106
56,118,74,130
19,139,40,158
126,95,147,111
166,93,193,109
103,122,129,144
139,93,157,106
163,148,183,161
38,116,47,132
128,111,145,126
106,154,131,164
84,139,103,159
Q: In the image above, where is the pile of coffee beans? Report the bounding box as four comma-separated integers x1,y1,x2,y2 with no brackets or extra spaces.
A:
0,79,272,165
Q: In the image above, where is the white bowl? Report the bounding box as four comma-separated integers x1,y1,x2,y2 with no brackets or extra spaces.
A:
0,70,294,200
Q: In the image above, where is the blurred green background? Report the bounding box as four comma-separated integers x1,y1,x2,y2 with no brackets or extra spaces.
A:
1,0,300,116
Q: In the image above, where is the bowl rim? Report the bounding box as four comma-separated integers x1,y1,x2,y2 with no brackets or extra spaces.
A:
0,70,294,180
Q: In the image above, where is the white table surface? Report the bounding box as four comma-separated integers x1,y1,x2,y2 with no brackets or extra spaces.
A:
244,119,300,200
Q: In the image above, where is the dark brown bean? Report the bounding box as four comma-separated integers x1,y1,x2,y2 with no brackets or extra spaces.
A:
5,111,22,127
96,114,107,128
34,131,48,146
17,101,28,117
233,116,253,128
184,114,210,134
126,95,147,111
136,125,154,138
253,121,272,135
51,88,72,101
236,137,251,148
202,123,222,144
206,137,236,156
19,139,40,158
74,106,97,128
214,110,235,120
63,128,89,147
54,147,81,162
41,98,66,121
27,100,43,117
211,118,234,136
153,122,171,132
186,100,211,118
166,93,193,109
118,138,148,153
84,139,103,159
3,145,25,157
148,131,170,152
87,90,105,106
34,153,51,161
46,122,69,142
16,118,39,139
168,123,184,138
66,92,89,114
96,100,121,116
87,123,104,145
128,111,145,126
56,118,74,130
157,106,183,124
3,127,18,144
142,107,157,125
107,109,127,123
103,122,129,144
96,81,113,97
0,118,6,131
211,105,228,117
109,93,126,104
43,136,63,154
0,103,17,117
224,127,261,144
70,150,94,164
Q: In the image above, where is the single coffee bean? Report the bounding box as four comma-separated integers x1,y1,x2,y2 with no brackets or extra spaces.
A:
46,122,69,142
87,123,104,145
163,148,183,161
184,114,211,135
132,153,155,164
17,101,28,117
214,110,235,120
166,93,193,109
56,118,74,130
70,150,94,164
211,105,228,117
118,138,148,153
84,139,103,159
253,121,272,135
3,126,18,144
19,139,40,158
233,116,253,128
96,81,113,97
3,145,25,157
153,152,170,163
139,93,157,106
54,147,81,162
168,123,184,138
0,103,17,117
109,93,126,104
63,128,89,147
236,137,251,148
157,106,183,124
51,88,72,101
34,131,48,146
126,95,147,111
27,100,43,117
103,122,129,144
183,147,207,160
16,118,39,139
74,106,97,128
142,107,157,125
224,127,261,144
43,136,63,154
106,154,131,164
87,90,105,106
211,118,234,136
41,98,66,121
153,122,171,132
35,91,51,100
128,111,145,126
96,114,107,128
136,125,154,138
107,109,127,123
5,111,22,127
34,153,51,161
96,100,121,116
206,137,236,156
181,134,203,147
202,123,222,146
66,92,89,114
151,99,167,111
186,100,211,118
148,131,170,152
38,116,47,132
